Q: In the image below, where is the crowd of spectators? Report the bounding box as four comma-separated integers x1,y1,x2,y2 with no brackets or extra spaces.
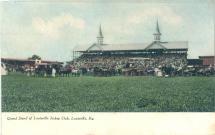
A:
71,53,187,75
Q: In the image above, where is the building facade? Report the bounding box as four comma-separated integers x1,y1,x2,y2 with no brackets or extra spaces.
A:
199,56,215,67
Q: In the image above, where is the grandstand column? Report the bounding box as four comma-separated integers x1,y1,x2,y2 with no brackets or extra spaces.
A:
72,50,74,61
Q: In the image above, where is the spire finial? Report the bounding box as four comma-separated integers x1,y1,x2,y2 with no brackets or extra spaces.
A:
98,24,103,38
156,19,160,34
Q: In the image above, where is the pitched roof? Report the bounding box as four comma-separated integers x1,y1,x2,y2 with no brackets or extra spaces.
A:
73,41,188,52
73,43,148,52
162,41,188,49
1,58,63,64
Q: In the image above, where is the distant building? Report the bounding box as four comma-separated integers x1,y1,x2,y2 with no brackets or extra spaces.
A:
1,58,63,72
199,56,215,67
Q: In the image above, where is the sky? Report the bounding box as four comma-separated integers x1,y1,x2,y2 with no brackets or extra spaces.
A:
1,0,214,62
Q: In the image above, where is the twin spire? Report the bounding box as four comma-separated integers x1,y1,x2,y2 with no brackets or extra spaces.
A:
97,24,104,45
96,20,161,45
153,20,161,42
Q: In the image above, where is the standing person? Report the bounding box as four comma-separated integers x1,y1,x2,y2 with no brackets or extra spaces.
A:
1,63,8,75
52,67,56,77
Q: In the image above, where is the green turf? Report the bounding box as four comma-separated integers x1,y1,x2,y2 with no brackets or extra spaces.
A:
1,74,215,112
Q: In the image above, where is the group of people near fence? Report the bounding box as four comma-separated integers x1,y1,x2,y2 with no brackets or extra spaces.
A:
71,53,195,77
2,53,214,77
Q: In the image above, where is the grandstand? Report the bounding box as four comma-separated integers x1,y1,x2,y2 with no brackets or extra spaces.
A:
72,21,188,76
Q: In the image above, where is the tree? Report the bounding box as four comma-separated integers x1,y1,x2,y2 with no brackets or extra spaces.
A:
28,54,41,60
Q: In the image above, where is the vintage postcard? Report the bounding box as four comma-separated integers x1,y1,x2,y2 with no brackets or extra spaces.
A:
1,0,215,135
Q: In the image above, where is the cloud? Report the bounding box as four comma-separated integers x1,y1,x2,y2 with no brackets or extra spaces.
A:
32,13,85,39
1,34,40,59
101,6,183,44
2,3,212,61
128,6,182,26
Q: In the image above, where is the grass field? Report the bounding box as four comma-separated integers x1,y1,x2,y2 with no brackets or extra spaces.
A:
1,74,215,112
